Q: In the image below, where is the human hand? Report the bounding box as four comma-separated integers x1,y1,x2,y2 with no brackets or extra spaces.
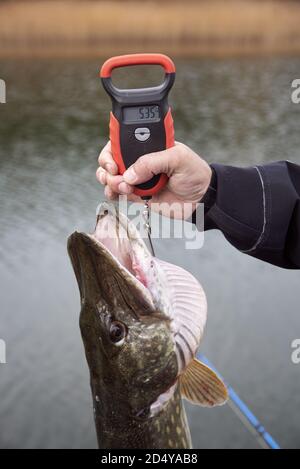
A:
96,141,212,220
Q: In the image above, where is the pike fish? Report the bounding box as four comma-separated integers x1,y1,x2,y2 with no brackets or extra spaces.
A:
67,203,228,449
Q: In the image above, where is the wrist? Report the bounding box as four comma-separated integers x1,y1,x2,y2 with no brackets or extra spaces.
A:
200,167,217,212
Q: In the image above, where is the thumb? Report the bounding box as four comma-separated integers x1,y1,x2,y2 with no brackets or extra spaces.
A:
123,147,177,185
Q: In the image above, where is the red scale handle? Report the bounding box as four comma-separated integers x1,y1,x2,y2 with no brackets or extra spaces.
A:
100,53,175,78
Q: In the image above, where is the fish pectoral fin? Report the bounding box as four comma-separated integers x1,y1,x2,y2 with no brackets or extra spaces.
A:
179,358,228,407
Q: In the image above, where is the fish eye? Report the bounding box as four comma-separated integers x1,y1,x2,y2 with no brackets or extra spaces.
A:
109,321,127,346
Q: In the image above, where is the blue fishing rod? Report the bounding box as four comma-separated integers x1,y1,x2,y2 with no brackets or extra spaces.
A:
197,354,281,450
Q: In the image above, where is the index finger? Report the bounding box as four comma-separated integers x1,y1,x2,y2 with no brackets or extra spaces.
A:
98,141,118,175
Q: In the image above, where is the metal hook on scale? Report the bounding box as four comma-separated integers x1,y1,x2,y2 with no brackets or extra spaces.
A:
142,197,155,257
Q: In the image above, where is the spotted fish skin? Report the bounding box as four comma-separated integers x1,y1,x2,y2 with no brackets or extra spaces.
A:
93,385,191,449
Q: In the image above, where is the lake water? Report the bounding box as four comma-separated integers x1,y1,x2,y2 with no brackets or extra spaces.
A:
0,57,300,449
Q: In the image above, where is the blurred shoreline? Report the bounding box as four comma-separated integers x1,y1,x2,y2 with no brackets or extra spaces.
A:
1,0,300,58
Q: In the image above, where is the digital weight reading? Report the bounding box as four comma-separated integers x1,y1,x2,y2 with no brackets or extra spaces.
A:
123,105,160,123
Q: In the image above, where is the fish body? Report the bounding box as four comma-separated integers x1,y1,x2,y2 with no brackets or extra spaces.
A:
68,203,227,449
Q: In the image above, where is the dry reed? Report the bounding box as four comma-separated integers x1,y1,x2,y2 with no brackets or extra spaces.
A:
1,0,300,57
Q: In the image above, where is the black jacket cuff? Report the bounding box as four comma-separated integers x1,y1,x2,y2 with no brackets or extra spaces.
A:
192,161,299,268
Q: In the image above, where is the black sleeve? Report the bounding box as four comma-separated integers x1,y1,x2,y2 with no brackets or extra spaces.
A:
192,161,300,269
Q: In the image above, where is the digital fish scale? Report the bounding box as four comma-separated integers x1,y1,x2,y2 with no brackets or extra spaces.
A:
100,53,176,197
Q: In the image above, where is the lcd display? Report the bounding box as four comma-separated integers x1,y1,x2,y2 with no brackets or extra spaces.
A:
123,105,160,122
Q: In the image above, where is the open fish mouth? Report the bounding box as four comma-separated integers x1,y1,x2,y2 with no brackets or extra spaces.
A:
91,202,149,285
93,202,154,286
67,202,157,312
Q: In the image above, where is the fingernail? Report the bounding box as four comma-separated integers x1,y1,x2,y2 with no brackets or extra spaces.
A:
118,182,132,194
123,167,137,184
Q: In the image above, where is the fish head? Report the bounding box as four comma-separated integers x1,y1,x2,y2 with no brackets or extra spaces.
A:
67,203,178,419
